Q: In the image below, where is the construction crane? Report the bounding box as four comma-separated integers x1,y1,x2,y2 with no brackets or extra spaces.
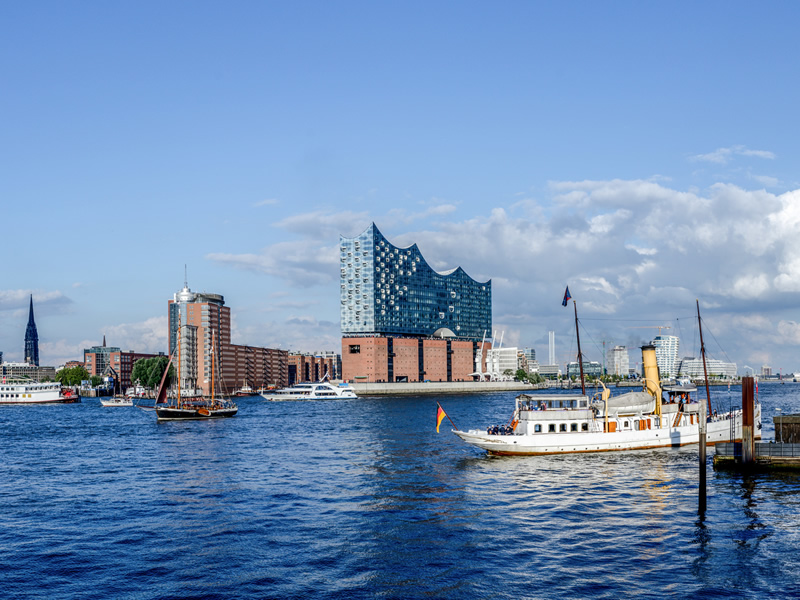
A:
628,325,672,336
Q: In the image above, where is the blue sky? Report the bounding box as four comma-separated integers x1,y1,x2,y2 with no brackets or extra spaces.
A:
3,1,800,375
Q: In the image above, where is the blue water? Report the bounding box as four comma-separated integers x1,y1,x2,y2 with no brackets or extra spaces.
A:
1,383,799,599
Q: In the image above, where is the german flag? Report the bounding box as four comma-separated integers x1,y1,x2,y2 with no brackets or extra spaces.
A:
436,403,447,433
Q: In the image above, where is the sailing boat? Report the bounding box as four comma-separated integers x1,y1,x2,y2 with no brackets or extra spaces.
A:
452,298,759,455
150,322,237,421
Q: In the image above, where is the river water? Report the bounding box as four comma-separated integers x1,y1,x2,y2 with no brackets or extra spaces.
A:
1,383,799,599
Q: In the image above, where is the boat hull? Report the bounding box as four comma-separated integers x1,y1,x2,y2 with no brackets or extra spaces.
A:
154,404,238,420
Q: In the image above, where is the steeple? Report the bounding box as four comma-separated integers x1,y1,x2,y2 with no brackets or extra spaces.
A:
24,294,39,366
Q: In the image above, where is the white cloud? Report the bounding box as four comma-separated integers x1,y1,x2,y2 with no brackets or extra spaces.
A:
690,145,776,165
103,316,168,354
253,198,279,207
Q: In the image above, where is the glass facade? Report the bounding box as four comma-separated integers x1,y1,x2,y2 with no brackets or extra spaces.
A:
340,223,491,341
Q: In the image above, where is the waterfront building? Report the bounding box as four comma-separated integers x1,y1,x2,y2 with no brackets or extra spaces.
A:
24,295,39,367
168,281,288,394
608,345,630,377
84,338,164,393
485,346,520,380
677,356,737,380
538,364,561,379
566,360,603,379
340,224,492,382
548,331,555,366
652,335,680,378
1,362,56,382
288,352,340,385
761,365,772,377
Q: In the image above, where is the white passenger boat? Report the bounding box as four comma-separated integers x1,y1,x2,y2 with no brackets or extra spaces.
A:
260,381,358,401
0,379,80,405
101,396,134,407
453,344,761,456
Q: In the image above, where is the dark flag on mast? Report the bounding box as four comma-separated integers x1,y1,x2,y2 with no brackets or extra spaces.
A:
562,286,572,307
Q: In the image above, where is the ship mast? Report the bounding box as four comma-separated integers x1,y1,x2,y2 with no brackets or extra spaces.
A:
573,300,585,395
697,300,713,416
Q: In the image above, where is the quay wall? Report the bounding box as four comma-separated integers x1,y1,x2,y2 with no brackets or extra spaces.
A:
352,381,536,396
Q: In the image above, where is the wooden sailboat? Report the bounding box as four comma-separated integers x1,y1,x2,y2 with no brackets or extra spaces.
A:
151,321,237,421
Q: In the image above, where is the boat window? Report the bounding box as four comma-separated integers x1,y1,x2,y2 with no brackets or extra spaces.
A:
534,424,542,433
624,420,629,429
559,423,567,432
582,423,589,431
548,424,556,433
571,423,578,432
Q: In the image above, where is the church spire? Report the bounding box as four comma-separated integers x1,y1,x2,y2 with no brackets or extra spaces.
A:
24,294,39,366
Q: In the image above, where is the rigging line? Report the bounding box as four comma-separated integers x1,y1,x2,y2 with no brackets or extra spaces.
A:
698,317,735,364
580,315,697,322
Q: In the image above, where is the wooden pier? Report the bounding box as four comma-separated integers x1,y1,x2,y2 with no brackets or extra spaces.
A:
713,442,800,470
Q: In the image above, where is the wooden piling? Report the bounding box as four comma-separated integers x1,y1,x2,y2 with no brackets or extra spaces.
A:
741,377,755,465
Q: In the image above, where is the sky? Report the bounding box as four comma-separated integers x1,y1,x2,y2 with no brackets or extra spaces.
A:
2,1,800,375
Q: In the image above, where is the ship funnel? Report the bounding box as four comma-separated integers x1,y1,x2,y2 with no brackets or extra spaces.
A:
641,344,663,414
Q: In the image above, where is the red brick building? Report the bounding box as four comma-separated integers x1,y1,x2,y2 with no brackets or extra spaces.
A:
341,336,491,383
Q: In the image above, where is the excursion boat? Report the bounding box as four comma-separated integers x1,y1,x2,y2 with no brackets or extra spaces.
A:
101,395,134,407
453,300,760,456
0,379,80,405
454,346,760,455
233,381,257,397
260,381,358,401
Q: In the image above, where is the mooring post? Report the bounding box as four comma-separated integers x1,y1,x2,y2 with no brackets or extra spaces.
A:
742,376,754,466
698,377,707,514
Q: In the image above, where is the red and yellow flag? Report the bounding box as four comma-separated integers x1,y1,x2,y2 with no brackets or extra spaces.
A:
436,403,447,433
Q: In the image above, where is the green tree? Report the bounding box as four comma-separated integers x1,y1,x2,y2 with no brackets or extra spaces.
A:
90,375,103,387
56,366,89,387
131,356,174,390
515,368,529,382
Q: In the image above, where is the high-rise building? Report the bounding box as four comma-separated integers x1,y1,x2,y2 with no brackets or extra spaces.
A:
548,331,555,366
24,295,39,366
652,335,680,378
608,345,630,377
340,223,492,382
168,281,287,394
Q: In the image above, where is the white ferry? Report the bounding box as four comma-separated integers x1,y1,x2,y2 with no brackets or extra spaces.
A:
260,381,358,401
0,379,81,405
453,345,760,456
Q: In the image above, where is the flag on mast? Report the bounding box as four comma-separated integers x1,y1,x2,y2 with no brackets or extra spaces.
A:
436,403,448,433
562,286,572,307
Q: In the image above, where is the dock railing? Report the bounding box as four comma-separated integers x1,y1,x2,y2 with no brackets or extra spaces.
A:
716,442,800,458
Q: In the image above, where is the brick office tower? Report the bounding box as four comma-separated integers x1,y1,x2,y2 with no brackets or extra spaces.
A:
168,281,288,395
340,223,492,383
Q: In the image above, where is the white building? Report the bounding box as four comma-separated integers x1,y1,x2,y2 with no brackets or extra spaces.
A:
653,335,680,378
608,345,630,377
485,347,520,381
677,356,737,379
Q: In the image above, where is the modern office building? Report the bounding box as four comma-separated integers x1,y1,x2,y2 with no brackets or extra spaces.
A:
340,223,492,382
24,295,39,366
168,281,288,394
652,335,680,378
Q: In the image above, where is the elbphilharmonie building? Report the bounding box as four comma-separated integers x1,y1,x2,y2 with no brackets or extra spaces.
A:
340,223,492,382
